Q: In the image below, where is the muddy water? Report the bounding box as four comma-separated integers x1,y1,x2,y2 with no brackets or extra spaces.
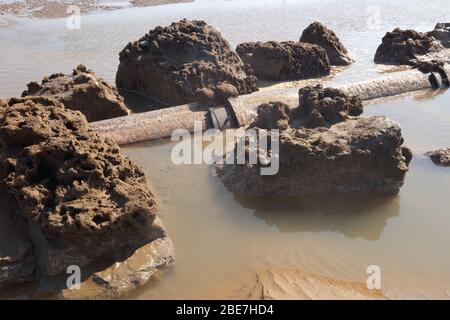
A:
1,0,450,299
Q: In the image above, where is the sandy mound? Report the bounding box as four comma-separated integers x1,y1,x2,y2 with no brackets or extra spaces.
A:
300,21,354,66
116,19,258,106
0,97,172,284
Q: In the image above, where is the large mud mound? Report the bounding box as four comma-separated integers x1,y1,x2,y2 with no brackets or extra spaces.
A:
236,41,330,81
217,85,411,197
374,28,444,65
116,19,258,106
22,65,129,122
0,97,168,277
218,116,411,197
300,21,354,66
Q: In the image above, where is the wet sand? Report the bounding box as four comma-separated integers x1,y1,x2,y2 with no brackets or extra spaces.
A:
0,0,193,19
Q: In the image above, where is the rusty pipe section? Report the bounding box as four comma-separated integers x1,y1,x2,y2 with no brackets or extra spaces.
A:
338,69,432,100
92,65,449,145
91,104,208,146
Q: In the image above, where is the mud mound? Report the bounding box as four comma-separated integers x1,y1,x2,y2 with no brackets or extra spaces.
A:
217,113,411,197
22,65,129,122
116,19,258,106
300,21,354,66
0,96,170,277
374,28,444,65
236,41,330,81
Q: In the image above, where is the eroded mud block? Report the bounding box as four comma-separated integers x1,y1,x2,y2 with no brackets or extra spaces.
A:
300,21,354,66
0,97,173,297
374,28,444,65
236,41,331,81
217,89,411,197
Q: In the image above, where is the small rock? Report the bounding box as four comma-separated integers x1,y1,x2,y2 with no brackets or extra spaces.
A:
427,148,450,166
62,237,174,299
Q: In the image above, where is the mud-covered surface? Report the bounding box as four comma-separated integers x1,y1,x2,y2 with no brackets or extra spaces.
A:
374,28,444,65
0,96,171,287
116,19,258,106
236,41,330,81
0,0,193,19
300,21,354,66
22,65,129,122
427,148,450,167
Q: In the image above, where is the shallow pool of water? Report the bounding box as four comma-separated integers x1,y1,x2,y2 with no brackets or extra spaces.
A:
1,0,450,299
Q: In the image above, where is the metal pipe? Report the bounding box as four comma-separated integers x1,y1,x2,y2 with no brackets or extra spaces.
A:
92,65,449,145
91,103,208,146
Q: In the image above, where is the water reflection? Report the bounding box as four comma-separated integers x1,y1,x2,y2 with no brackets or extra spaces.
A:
234,193,400,241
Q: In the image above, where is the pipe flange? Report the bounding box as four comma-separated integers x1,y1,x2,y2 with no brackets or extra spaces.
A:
429,72,444,89
436,66,450,87
207,106,233,130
